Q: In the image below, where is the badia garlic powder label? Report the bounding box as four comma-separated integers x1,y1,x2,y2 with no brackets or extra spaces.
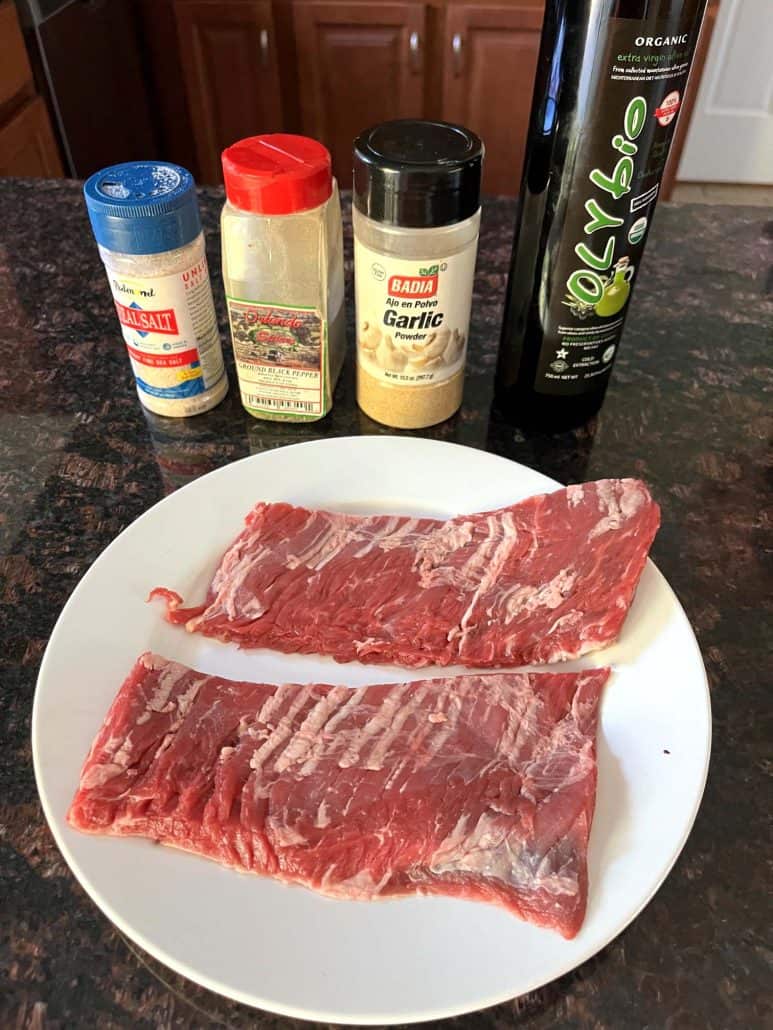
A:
354,240,478,387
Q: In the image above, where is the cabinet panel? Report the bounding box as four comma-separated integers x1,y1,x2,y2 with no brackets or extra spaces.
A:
442,4,543,196
138,0,198,177
293,2,427,188
0,96,64,178
0,0,33,111
174,0,283,184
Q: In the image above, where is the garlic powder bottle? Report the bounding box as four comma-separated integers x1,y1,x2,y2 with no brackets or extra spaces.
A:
83,162,227,417
353,120,483,429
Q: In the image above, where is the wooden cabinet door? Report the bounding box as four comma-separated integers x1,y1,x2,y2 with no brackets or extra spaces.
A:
292,2,427,188
0,0,34,110
173,1,283,184
442,3,543,196
0,97,63,178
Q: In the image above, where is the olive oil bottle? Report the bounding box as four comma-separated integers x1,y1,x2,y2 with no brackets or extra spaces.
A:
496,0,708,430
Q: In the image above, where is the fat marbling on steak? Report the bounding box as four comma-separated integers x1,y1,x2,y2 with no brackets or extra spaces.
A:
151,478,660,667
68,654,609,938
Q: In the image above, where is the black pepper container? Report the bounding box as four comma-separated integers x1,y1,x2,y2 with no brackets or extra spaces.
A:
495,0,708,430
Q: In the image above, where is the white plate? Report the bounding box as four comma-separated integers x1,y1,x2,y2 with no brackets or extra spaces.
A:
33,436,711,1025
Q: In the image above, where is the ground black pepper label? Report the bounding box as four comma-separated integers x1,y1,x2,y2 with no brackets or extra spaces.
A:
226,297,327,418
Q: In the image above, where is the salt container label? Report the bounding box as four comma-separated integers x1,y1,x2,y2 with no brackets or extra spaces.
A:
108,255,224,400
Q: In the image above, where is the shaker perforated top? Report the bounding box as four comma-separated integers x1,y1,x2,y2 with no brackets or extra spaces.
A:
353,119,483,229
83,162,202,255
221,135,333,216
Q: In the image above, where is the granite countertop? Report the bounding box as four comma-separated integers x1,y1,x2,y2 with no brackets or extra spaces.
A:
1,179,770,1029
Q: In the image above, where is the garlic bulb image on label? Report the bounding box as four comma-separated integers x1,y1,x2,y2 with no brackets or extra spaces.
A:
358,320,467,382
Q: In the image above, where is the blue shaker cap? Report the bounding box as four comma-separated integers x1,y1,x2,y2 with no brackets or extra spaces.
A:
83,161,202,255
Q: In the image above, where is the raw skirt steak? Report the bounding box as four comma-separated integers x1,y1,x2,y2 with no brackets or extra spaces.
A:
68,654,610,938
151,478,659,667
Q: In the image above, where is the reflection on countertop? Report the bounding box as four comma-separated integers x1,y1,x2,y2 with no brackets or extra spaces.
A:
1,177,771,1030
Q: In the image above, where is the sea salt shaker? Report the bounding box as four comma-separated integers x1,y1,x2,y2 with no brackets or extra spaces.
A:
84,162,228,417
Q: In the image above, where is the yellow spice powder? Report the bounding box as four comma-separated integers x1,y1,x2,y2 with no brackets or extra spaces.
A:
357,362,464,429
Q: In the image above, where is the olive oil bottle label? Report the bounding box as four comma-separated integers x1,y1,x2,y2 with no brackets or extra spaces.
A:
226,297,328,419
535,17,702,396
354,240,477,386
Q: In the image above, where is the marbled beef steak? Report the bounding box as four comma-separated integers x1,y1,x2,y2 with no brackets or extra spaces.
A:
151,479,660,667
68,654,609,938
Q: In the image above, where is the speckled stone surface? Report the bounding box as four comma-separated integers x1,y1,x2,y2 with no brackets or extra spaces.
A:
1,179,770,1029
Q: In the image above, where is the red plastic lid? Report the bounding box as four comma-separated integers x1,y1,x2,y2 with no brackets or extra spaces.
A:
222,135,332,215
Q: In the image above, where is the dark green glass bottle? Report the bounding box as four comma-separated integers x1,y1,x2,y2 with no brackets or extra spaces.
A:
496,0,708,430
